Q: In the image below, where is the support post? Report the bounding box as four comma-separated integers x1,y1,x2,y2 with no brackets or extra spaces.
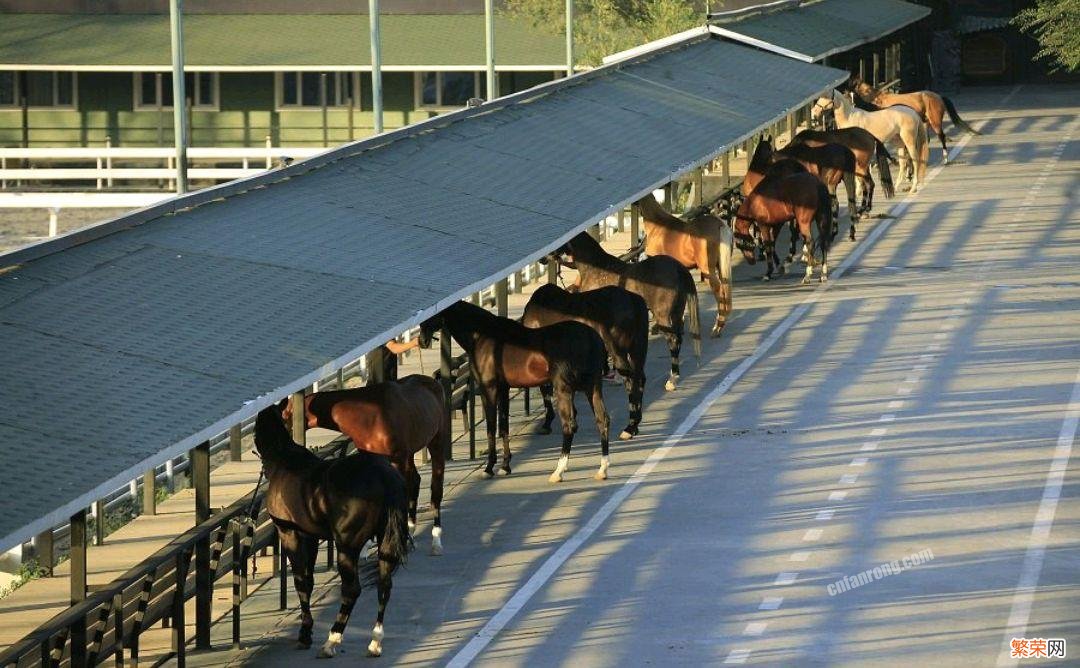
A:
692,168,703,207
495,278,508,317
369,0,384,134
229,424,242,461
34,528,54,576
367,347,386,385
547,259,557,284
168,0,189,193
191,441,211,649
143,468,156,515
630,204,640,247
873,51,880,86
70,509,88,666
722,152,730,188
439,327,454,461
289,391,306,447
484,0,496,100
93,499,106,546
172,550,191,667
320,73,328,147
48,208,59,237
565,0,574,78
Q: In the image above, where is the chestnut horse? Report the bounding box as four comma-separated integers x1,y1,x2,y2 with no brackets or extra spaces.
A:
853,79,979,163
254,407,411,658
733,171,834,283
522,283,649,441
791,127,896,213
637,193,732,336
552,231,701,391
419,300,611,483
281,375,450,555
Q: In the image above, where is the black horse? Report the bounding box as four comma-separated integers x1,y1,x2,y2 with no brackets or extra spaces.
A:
552,232,700,391
254,407,410,658
522,284,650,441
419,300,611,483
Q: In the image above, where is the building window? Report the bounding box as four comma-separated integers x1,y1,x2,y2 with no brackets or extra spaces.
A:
0,71,77,109
134,72,219,110
415,71,484,109
276,72,360,109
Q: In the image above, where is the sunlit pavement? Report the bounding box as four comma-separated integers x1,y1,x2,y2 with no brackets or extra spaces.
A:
185,84,1079,668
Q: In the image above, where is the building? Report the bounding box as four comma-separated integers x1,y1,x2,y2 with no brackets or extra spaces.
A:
0,0,567,148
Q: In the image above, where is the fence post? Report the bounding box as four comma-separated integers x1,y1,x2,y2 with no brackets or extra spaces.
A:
106,135,113,188
495,278,508,317
48,207,59,237
440,328,454,461
229,424,242,461
143,468,156,516
70,509,88,666
172,550,191,667
630,204,640,247
289,391,306,447
722,152,731,188
35,528,54,576
93,499,106,546
265,135,272,169
231,523,242,649
192,441,212,650
692,168,704,208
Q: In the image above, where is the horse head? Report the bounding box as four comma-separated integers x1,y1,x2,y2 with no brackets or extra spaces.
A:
254,405,297,462
811,95,834,122
417,314,442,348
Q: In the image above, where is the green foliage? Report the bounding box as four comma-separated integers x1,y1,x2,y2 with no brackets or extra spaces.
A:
1013,0,1080,72
503,0,704,67
0,559,44,600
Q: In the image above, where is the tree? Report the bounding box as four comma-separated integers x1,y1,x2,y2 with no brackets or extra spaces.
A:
1013,0,1080,72
503,0,704,67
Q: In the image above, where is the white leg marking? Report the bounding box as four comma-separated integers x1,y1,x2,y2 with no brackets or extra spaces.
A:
318,631,343,658
549,455,570,483
367,622,384,657
595,455,610,481
431,525,444,556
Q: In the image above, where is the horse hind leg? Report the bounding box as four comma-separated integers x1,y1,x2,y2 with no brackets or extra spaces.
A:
537,382,555,435
588,381,611,480
318,547,362,658
664,325,683,391
480,384,499,478
428,439,446,556
497,383,512,476
549,383,578,483
282,530,317,649
368,550,397,657
404,457,420,535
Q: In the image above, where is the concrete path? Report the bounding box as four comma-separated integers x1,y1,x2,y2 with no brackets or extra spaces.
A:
172,84,1077,666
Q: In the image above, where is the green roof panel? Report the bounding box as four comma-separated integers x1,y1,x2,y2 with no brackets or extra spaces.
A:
711,0,930,62
0,14,565,69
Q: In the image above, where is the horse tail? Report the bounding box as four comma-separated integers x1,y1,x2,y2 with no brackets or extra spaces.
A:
875,140,896,199
378,475,412,574
815,182,834,255
680,270,702,358
875,137,898,166
942,96,980,135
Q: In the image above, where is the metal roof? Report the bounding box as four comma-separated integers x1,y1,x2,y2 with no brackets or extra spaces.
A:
709,0,930,63
0,31,847,553
0,14,564,70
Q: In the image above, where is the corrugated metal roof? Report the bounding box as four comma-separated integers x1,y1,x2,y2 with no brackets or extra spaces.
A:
0,14,564,69
0,33,847,553
710,0,930,63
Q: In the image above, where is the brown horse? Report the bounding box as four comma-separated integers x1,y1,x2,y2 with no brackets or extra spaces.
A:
852,79,979,164
419,300,611,483
637,193,732,337
522,283,649,441
775,141,860,234
791,127,896,213
254,407,411,658
281,375,450,555
733,171,833,284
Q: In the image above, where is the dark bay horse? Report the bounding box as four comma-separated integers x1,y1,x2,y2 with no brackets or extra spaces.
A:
281,375,449,555
419,300,611,483
853,78,979,163
733,171,834,284
791,127,896,212
775,141,860,236
255,407,411,658
522,283,649,441
553,231,701,391
637,193,733,336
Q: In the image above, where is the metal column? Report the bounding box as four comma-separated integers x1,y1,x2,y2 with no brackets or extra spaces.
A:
369,0,384,134
168,0,189,193
192,441,211,649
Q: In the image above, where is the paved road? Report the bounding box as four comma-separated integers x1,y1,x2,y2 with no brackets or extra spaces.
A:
194,84,1079,667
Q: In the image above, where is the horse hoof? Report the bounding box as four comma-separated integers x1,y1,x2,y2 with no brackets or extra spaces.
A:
761,275,770,282
431,543,443,557
536,425,552,435
316,648,335,659
298,641,312,650
481,469,494,479
497,466,511,476
619,430,634,441
665,379,677,391
801,277,811,286
548,472,563,483
367,642,382,657
710,325,725,338
594,470,608,481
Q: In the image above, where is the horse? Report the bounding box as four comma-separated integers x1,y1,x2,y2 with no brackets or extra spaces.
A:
743,140,815,261
791,126,896,213
254,407,411,658
813,89,927,193
280,375,450,555
774,141,860,236
522,283,649,441
733,171,833,284
636,193,733,336
418,300,611,483
852,79,979,164
552,231,701,392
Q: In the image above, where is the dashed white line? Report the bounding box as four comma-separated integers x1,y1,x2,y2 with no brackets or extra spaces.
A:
803,529,824,541
839,474,858,485
725,649,752,664
860,442,878,452
879,414,896,423
774,572,799,586
828,490,849,501
850,457,868,467
759,596,784,610
743,622,768,637
790,551,812,562
816,509,836,521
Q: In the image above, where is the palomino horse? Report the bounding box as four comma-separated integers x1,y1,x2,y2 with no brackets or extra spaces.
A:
791,127,896,213
419,300,611,483
813,89,927,193
281,375,450,555
852,79,979,163
636,193,732,336
522,283,649,441
553,231,701,391
733,171,834,283
255,407,411,658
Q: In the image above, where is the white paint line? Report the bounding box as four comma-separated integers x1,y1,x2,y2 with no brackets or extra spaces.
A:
725,649,752,664
897,386,913,395
860,442,878,452
447,87,1011,668
774,572,798,586
839,474,858,485
996,366,1080,666
803,528,824,541
790,551,812,562
743,621,769,637
888,400,905,410
850,457,869,467
870,427,888,437
828,490,849,501
816,509,836,521
759,596,784,610
879,414,896,423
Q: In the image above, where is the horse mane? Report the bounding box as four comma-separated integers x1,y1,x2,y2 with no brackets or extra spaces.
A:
567,232,624,271
748,136,774,173
851,94,883,112
446,299,535,341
